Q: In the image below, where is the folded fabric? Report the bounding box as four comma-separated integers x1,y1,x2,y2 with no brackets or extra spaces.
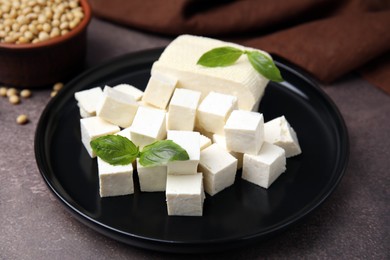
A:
90,0,390,94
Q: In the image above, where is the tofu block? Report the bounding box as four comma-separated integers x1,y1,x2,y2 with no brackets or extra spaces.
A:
224,110,264,155
200,134,212,150
74,87,103,117
142,72,177,109
264,116,302,157
194,126,213,139
78,105,90,118
242,142,286,189
166,172,205,216
167,130,200,175
197,92,237,135
130,106,167,149
116,127,132,139
113,83,144,101
167,88,201,131
137,159,167,192
212,134,243,170
199,144,238,196
98,158,134,197
96,86,139,128
151,34,270,110
80,116,120,158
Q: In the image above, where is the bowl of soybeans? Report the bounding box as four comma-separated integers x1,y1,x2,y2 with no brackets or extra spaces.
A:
0,0,91,88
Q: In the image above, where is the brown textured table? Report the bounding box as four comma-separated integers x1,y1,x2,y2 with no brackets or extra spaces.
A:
1,18,389,259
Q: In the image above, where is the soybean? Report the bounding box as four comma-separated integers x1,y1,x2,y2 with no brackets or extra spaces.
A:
9,95,20,105
20,89,32,98
0,87,7,97
6,88,18,97
53,82,63,91
16,114,29,124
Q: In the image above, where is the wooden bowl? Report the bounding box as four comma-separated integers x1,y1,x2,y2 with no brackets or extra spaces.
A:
0,0,91,88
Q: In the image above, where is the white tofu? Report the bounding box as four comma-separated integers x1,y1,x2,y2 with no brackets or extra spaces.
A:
136,159,167,192
142,72,177,109
212,134,243,170
167,130,200,175
98,158,134,197
264,116,302,157
196,91,237,135
167,88,201,131
80,116,120,158
224,110,264,155
194,126,213,140
242,142,286,189
78,105,90,118
166,172,205,216
113,83,143,101
151,34,270,110
199,144,237,196
200,134,212,150
96,86,139,128
74,87,103,117
130,106,167,149
116,127,132,139
137,100,155,108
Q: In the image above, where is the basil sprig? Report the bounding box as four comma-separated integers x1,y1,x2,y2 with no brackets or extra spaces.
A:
197,46,283,82
90,135,189,167
139,140,189,167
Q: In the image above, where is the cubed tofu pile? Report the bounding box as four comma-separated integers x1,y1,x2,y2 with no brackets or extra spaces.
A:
75,35,302,217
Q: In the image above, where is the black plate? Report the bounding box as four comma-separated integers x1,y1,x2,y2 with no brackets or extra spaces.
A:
35,48,349,253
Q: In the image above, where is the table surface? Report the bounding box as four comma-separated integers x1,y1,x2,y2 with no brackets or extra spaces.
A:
1,18,389,259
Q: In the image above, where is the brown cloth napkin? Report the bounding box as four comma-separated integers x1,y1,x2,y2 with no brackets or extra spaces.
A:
90,0,390,94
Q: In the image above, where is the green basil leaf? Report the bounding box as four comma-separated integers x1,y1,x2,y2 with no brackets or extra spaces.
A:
90,135,139,165
246,51,284,82
197,46,244,67
139,140,189,167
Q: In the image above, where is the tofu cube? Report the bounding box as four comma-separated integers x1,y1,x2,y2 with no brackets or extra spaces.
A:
116,127,132,139
166,172,205,216
167,88,201,131
212,134,243,170
96,86,139,128
74,87,103,117
78,105,90,118
130,106,167,149
98,158,134,197
200,134,212,150
224,110,264,155
80,116,120,158
137,159,167,192
196,92,237,135
142,72,177,109
194,125,213,139
199,143,238,196
264,116,302,157
167,130,200,175
242,142,286,189
113,83,144,101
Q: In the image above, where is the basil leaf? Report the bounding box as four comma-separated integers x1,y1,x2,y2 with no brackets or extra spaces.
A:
246,51,284,82
139,140,189,167
197,46,244,67
90,135,139,165
197,46,284,82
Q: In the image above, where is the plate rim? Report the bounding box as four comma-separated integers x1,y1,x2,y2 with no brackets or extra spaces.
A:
34,48,349,253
